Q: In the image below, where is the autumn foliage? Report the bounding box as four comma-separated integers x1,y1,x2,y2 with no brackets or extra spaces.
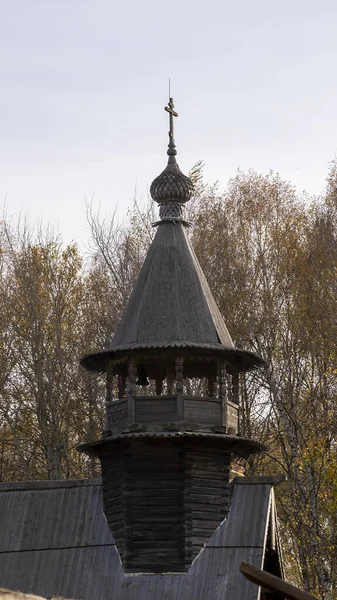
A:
0,161,336,596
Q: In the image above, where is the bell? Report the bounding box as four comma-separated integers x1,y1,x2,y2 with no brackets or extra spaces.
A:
136,367,149,386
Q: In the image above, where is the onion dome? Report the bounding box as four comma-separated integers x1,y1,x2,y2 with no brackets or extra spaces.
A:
150,98,194,220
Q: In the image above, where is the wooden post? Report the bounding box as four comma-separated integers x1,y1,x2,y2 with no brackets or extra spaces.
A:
175,357,184,420
167,363,175,395
118,374,126,398
106,364,113,404
105,364,114,432
232,371,239,404
232,370,240,434
127,358,137,424
155,379,163,396
218,362,227,430
207,377,214,398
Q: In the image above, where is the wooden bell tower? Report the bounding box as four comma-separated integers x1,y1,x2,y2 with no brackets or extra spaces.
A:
80,98,264,573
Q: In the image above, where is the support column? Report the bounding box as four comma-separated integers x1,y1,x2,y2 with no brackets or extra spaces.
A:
232,371,239,404
127,358,137,425
155,379,163,395
118,374,126,398
167,363,175,395
175,357,184,420
105,364,114,432
232,370,239,435
106,364,113,404
208,377,214,398
218,362,228,430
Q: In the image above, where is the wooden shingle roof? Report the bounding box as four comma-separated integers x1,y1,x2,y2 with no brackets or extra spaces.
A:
81,221,263,372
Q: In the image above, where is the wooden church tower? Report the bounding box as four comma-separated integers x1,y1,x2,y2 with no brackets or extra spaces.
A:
80,99,264,574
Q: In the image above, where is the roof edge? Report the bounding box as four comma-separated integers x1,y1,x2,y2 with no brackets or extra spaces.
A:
0,477,102,492
232,475,287,486
81,344,265,374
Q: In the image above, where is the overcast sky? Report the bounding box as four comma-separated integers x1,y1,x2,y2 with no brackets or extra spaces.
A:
1,0,337,247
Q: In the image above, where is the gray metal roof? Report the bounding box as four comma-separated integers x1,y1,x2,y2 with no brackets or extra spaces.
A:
81,221,264,373
0,477,281,600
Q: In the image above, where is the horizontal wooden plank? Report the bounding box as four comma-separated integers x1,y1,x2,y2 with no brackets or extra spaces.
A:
128,539,182,547
135,415,178,423
107,398,128,407
184,401,221,410
135,398,177,407
124,489,180,498
135,411,177,418
107,404,127,413
134,395,177,401
187,494,225,504
125,513,183,523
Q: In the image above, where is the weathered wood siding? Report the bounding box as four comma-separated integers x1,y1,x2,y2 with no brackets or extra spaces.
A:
106,396,236,434
100,446,126,563
227,400,238,434
99,438,232,573
106,399,128,432
185,444,231,561
134,396,177,423
184,397,222,425
124,439,185,572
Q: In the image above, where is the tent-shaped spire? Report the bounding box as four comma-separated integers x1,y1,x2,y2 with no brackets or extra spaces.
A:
81,98,263,373
79,99,266,574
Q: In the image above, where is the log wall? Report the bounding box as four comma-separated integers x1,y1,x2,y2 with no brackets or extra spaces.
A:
99,438,232,573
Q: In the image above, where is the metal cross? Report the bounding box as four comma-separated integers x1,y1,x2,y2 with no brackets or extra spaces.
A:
165,98,178,140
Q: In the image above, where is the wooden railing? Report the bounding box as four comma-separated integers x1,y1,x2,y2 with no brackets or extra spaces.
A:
106,395,238,435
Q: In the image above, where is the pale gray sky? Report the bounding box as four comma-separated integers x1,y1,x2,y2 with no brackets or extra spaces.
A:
1,0,337,247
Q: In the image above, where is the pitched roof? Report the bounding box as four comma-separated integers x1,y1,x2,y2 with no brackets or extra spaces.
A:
81,221,264,372
113,221,233,348
0,477,282,600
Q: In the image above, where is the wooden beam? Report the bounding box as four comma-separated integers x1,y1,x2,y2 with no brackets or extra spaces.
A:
240,562,319,600
218,362,227,429
175,357,184,420
127,358,137,423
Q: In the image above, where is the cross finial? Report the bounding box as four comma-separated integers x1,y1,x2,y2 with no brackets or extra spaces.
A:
165,98,178,142
164,98,178,159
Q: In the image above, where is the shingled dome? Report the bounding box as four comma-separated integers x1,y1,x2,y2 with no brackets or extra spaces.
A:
150,153,194,207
